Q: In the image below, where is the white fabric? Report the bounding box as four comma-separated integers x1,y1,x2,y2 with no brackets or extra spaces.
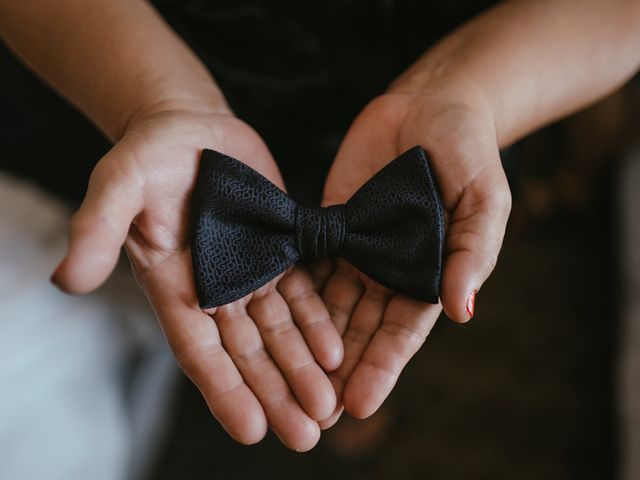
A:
0,174,177,480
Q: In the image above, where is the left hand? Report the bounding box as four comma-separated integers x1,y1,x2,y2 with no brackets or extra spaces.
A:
318,74,512,427
51,106,342,450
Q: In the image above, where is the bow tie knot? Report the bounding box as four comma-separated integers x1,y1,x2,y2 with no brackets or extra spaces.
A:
295,204,346,260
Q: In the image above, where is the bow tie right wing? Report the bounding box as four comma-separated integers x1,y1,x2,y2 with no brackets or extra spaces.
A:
342,146,445,303
191,149,299,309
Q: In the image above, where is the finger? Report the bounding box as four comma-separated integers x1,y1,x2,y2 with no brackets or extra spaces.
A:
322,280,390,425
248,282,337,421
333,280,391,389
305,259,336,292
165,307,268,444
136,249,268,445
343,297,440,419
321,259,365,335
215,296,321,452
440,169,511,323
277,265,343,372
52,145,143,293
317,377,345,430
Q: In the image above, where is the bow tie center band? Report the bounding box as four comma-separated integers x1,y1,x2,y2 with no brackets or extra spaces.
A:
296,205,346,260
191,146,445,308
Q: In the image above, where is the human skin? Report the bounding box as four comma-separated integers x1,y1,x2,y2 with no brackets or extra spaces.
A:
317,0,640,426
2,0,639,448
0,0,342,452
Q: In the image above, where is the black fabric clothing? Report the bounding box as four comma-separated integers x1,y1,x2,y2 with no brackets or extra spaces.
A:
0,1,497,204
152,0,497,204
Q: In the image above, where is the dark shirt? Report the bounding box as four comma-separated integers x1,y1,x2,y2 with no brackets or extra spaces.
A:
152,0,496,202
0,0,496,203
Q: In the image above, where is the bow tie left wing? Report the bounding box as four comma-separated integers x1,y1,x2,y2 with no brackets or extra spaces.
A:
341,146,445,303
191,149,300,309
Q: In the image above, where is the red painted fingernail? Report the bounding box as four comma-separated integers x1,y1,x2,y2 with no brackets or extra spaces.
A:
466,290,477,318
50,260,64,286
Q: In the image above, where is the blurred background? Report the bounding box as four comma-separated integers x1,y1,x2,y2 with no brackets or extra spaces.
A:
1,2,640,479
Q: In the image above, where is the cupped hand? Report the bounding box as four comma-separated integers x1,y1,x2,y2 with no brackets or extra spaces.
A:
51,106,343,451
318,77,512,426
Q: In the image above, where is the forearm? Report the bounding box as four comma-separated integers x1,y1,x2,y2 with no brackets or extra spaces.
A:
395,0,640,146
0,0,227,141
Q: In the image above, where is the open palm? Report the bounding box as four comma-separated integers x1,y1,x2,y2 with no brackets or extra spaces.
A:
52,109,343,451
318,91,512,426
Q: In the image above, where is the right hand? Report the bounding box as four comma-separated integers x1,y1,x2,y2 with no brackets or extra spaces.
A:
316,72,512,427
50,105,344,451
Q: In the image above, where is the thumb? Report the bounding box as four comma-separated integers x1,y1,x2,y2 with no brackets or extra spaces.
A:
439,162,512,323
51,147,143,294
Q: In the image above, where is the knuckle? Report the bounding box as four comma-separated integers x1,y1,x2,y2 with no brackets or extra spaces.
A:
282,359,315,378
343,326,373,346
263,391,294,409
360,356,398,381
300,311,331,331
285,288,316,308
171,339,224,375
325,299,351,321
380,320,426,346
492,185,513,217
230,345,270,365
260,318,296,336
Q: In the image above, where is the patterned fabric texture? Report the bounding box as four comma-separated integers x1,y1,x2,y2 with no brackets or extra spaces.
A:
191,146,445,308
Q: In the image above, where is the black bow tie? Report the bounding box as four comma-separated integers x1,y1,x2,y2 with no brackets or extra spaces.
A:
191,146,445,308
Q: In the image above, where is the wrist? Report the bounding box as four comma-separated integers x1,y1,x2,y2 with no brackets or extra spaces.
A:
387,56,499,145
119,89,233,140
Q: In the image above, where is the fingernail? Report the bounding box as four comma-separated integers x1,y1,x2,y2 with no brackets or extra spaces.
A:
50,260,64,286
466,290,477,319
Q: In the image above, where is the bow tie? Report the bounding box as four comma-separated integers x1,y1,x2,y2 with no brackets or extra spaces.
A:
191,146,445,308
